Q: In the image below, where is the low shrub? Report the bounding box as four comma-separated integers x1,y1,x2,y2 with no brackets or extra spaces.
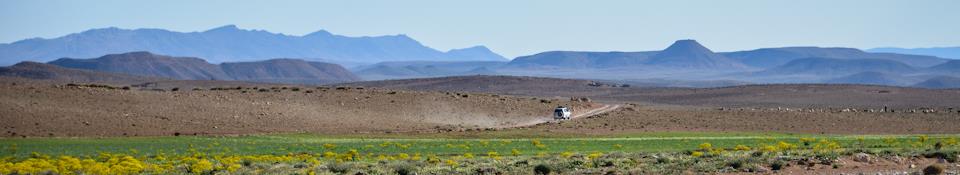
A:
727,159,745,169
656,157,671,164
923,151,958,163
67,83,117,89
393,163,417,175
923,164,944,175
770,160,785,171
327,162,356,174
534,164,551,175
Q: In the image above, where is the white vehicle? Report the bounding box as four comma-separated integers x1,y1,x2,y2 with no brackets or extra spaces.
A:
554,106,572,120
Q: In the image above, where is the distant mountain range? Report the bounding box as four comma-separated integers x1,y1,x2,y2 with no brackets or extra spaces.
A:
47,52,359,84
725,47,947,68
505,40,747,69
1,26,958,89
505,40,949,70
507,51,655,69
824,72,910,86
868,47,960,60
353,61,505,80
493,40,959,88
758,57,917,76
913,76,960,89
0,25,507,66
928,60,960,74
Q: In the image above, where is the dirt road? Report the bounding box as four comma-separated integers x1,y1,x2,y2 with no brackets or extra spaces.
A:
511,104,621,128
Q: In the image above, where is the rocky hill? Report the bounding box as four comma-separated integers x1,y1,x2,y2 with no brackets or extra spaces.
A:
48,52,360,84
0,61,165,84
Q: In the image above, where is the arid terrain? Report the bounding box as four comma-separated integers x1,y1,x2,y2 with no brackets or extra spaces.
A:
3,72,960,175
0,77,596,137
348,75,960,136
345,75,960,109
521,103,960,135
3,75,960,138
2,2,958,174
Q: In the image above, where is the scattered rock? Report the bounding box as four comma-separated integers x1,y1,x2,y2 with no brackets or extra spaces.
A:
853,153,872,163
890,156,904,163
755,166,770,173
570,97,592,102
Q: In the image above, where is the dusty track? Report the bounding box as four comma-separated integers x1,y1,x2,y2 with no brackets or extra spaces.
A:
511,104,621,128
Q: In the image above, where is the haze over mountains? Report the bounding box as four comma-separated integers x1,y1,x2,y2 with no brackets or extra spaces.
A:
488,39,959,88
353,61,505,80
868,47,960,60
757,57,917,76
726,47,948,68
0,26,958,88
47,52,359,84
0,25,507,65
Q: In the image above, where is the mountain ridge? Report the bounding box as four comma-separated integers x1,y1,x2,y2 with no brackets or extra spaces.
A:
759,57,917,76
913,76,960,89
723,47,948,68
0,25,507,65
48,51,360,84
928,60,960,73
0,61,166,84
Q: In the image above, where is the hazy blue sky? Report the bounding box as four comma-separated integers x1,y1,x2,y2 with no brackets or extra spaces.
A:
1,0,957,58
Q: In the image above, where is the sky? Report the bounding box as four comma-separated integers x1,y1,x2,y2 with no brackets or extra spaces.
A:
1,0,958,58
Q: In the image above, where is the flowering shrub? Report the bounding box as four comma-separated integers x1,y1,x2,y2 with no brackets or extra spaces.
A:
691,151,704,157
698,143,713,151
1,136,952,174
733,145,751,151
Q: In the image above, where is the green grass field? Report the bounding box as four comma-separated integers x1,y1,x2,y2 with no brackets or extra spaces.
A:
3,132,959,174
3,132,957,158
